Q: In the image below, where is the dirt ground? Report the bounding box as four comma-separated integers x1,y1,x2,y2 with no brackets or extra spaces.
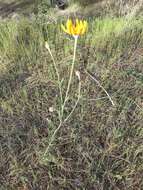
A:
0,0,35,18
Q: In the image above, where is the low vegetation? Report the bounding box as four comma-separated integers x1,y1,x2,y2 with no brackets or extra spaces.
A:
0,1,143,189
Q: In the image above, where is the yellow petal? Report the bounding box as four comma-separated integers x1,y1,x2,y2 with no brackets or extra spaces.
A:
81,21,88,35
61,19,88,37
75,25,80,35
70,26,75,36
67,19,72,32
73,27,78,35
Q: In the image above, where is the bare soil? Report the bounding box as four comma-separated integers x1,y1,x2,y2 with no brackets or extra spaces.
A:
0,0,35,18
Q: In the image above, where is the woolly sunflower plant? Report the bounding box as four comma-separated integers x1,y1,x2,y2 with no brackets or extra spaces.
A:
44,18,88,154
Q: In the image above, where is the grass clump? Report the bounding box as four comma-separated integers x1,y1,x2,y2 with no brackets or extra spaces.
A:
0,16,143,189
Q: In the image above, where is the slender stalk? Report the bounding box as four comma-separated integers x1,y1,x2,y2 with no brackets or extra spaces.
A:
61,36,78,117
44,37,78,155
64,72,81,123
44,76,81,155
85,69,115,106
45,42,63,106
44,122,62,156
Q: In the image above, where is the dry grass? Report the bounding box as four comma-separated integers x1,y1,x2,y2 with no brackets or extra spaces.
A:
52,0,143,19
0,14,143,190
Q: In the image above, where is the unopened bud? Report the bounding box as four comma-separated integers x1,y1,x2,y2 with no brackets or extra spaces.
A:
75,70,81,81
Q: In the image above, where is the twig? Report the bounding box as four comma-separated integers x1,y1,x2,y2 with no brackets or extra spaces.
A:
85,69,115,106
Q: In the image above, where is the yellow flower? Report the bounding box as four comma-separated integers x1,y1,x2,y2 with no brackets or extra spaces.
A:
61,19,88,37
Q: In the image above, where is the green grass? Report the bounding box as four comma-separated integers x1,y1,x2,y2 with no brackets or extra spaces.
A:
0,17,143,189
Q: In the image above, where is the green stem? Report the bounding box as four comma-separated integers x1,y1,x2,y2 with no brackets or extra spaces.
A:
61,36,78,118
44,121,62,156
45,42,63,112
43,37,78,155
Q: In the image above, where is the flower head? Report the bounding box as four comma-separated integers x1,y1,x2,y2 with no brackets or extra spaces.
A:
61,19,88,37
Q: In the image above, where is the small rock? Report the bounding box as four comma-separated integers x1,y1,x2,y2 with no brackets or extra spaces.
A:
55,0,68,10
11,13,21,20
